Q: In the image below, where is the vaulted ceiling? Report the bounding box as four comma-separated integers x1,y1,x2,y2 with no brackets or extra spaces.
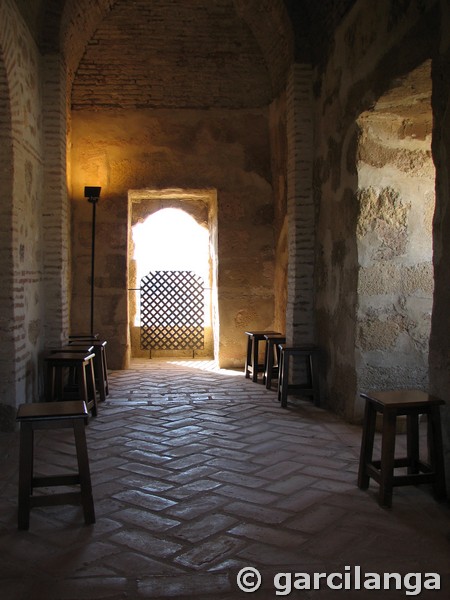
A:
14,0,356,109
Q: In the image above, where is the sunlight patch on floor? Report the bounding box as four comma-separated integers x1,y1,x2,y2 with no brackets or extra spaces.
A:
167,359,243,376
129,357,243,377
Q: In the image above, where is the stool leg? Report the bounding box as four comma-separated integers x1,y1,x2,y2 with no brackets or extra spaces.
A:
94,348,106,402
245,337,252,379
379,409,396,507
274,342,281,367
428,406,446,501
406,413,420,475
262,340,269,385
102,347,109,395
45,362,54,401
18,423,34,530
310,352,320,406
279,351,289,408
277,349,283,403
251,338,259,382
76,362,97,418
55,367,64,401
73,420,96,525
265,341,274,390
358,401,376,490
85,360,98,417
77,363,89,405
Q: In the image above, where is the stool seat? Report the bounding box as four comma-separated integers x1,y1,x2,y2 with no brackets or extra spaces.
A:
277,344,321,407
358,389,446,507
244,330,281,382
16,401,95,530
17,400,89,421
44,352,97,416
57,344,95,353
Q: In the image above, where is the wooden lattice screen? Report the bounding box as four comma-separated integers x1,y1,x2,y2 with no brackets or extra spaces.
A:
140,270,205,350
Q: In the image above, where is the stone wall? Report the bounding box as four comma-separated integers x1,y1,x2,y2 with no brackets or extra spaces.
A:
70,108,275,369
0,0,46,428
286,63,315,346
356,86,434,397
269,93,288,335
314,0,439,420
42,54,71,349
429,1,450,495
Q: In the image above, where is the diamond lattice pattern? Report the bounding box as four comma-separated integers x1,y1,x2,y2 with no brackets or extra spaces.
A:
140,270,205,350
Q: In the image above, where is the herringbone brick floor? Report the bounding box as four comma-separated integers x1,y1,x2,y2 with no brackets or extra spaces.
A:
0,359,449,599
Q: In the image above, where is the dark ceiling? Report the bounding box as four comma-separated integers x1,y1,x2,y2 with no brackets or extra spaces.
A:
17,0,355,65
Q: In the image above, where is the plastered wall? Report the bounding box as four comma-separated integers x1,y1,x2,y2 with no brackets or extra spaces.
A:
70,108,275,369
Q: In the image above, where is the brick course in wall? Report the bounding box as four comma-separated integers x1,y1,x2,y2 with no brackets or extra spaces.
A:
42,54,70,348
285,62,315,346
0,0,50,428
0,26,16,429
71,0,272,110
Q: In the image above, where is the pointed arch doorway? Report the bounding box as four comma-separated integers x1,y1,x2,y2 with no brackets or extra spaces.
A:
128,188,218,361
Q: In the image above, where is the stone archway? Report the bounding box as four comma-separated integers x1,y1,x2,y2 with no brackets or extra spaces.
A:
429,44,450,495
314,3,440,422
355,61,435,411
128,189,218,363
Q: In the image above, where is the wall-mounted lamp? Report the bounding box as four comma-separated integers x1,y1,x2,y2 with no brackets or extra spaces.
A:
84,186,102,335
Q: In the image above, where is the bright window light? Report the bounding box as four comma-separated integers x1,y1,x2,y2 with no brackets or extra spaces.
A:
132,208,210,326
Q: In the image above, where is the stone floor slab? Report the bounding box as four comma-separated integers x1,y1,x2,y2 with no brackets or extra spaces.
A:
0,358,449,600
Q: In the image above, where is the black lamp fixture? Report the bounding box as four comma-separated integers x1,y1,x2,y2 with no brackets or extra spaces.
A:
84,186,101,335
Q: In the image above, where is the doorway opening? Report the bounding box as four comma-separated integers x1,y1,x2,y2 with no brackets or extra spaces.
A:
128,188,218,361
355,60,434,404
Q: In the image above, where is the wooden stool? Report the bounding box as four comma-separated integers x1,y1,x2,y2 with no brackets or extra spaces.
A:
16,401,95,530
69,340,109,402
277,344,320,408
244,330,281,382
358,390,446,507
44,352,97,417
263,334,286,390
53,345,95,394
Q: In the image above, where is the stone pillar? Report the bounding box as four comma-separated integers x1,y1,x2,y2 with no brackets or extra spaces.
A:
429,7,450,496
42,54,70,348
1,0,48,426
0,18,17,430
285,63,315,346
